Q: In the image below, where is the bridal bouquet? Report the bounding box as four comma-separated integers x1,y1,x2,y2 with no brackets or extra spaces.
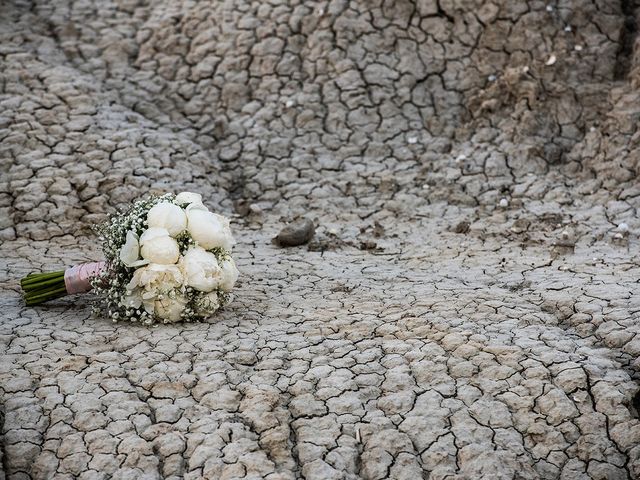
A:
20,192,239,324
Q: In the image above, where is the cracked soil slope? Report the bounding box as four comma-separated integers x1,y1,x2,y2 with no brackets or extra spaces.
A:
2,0,640,479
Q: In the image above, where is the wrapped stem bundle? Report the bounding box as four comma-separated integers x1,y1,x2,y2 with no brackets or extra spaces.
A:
20,263,106,306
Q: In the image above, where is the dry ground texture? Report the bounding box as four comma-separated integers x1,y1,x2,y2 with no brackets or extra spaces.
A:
2,0,640,479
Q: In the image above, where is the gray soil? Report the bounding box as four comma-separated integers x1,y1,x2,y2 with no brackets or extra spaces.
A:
2,1,640,479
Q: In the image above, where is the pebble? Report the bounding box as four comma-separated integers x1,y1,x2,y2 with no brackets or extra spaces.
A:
554,238,575,249
499,198,509,208
510,218,530,234
274,218,316,247
359,240,378,251
452,221,470,234
546,54,557,66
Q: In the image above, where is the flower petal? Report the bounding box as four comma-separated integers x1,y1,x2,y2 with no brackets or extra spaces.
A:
119,231,141,267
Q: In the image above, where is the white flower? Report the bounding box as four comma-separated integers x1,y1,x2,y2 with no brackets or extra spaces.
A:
186,202,209,212
175,191,203,206
127,263,183,294
179,247,221,292
147,202,187,237
219,257,239,292
187,209,235,251
154,294,188,322
139,227,180,264
125,264,185,321
119,231,149,267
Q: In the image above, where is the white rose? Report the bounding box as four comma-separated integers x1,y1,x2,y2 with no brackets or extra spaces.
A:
127,263,183,294
125,264,185,321
139,227,180,264
219,257,239,292
147,202,187,237
119,231,149,267
179,247,221,292
196,291,221,316
187,210,235,251
153,294,188,322
175,191,203,206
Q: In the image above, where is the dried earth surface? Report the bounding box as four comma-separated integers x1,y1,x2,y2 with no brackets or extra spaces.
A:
2,0,640,479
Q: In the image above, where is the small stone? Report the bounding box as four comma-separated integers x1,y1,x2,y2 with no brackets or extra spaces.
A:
546,54,557,66
359,240,378,250
546,4,554,11
452,221,470,234
499,198,509,208
617,222,629,233
564,25,572,32
488,74,497,82
233,200,251,217
372,221,385,237
575,45,583,51
553,238,575,249
274,218,315,247
510,218,530,234
407,136,417,144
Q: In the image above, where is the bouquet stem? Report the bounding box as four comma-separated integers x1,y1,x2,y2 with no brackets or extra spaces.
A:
21,271,67,306
20,262,106,306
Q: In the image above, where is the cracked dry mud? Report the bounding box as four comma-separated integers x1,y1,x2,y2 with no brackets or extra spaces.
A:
2,0,640,479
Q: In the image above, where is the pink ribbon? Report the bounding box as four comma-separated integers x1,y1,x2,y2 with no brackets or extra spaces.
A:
64,261,106,294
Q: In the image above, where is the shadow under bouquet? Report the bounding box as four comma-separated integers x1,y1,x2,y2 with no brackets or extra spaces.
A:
20,192,239,324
